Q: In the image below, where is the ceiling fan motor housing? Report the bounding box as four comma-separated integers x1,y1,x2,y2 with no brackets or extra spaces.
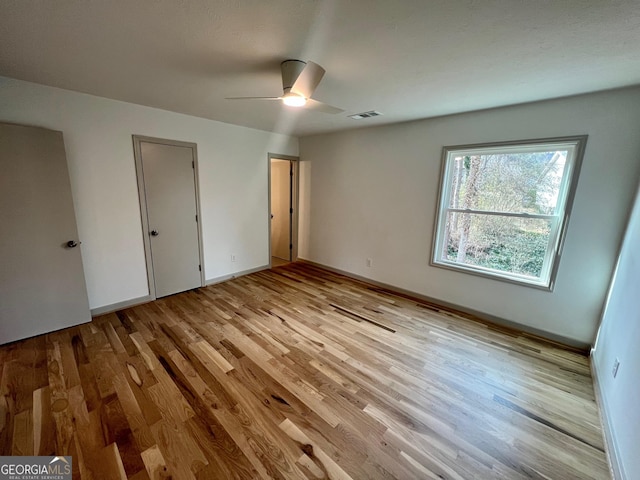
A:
281,60,307,94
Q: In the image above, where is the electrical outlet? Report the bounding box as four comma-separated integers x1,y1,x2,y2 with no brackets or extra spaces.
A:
612,358,620,378
231,254,236,262
366,258,372,268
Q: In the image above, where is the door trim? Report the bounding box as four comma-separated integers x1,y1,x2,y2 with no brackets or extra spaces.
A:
132,135,205,299
268,153,299,267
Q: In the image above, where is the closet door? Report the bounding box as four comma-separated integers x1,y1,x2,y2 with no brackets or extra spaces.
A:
0,123,90,344
135,137,203,299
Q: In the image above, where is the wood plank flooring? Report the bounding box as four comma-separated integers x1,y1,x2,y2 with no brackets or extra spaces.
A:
0,262,610,479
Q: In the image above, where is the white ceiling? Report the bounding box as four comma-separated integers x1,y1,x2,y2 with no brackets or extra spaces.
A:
2,0,640,137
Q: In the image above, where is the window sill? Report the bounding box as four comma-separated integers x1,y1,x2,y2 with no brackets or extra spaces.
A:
430,259,554,291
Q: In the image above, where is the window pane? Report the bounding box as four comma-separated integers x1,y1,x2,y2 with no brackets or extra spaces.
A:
448,150,568,214
442,212,553,279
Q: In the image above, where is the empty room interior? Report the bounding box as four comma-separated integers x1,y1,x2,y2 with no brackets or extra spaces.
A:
1,1,639,479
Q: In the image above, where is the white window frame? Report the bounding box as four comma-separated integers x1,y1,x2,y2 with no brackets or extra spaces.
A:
431,136,587,290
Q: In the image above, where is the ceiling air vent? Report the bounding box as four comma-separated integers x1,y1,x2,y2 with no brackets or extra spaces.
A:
349,111,383,120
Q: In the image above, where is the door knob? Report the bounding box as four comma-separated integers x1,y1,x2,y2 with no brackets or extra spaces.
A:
150,230,159,236
66,240,80,248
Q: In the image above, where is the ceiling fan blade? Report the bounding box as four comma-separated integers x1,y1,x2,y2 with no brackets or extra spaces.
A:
225,96,282,100
305,98,344,114
291,61,325,99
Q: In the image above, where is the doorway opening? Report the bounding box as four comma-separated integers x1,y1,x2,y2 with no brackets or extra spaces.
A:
269,154,299,267
133,135,205,299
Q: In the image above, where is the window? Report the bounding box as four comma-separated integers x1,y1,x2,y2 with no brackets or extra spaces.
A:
431,136,586,290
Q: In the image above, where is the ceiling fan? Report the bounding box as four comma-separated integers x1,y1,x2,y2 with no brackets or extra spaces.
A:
226,60,344,114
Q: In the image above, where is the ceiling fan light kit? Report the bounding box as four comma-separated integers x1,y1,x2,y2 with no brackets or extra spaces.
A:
226,59,344,114
282,92,307,107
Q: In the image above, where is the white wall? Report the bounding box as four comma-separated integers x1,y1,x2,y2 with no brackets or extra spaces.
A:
299,87,640,346
0,77,298,310
592,183,640,480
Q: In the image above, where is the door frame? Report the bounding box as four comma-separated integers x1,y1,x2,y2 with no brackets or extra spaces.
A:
268,153,299,266
132,135,205,299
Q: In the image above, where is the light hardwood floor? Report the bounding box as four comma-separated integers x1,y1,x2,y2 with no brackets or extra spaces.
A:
0,263,610,479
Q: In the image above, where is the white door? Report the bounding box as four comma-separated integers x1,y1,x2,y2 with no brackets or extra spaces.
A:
0,123,91,344
137,139,202,298
271,159,291,261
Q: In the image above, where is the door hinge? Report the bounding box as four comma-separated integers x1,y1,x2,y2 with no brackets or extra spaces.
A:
289,244,293,250
195,214,198,222
198,265,201,271
192,160,195,169
289,207,293,214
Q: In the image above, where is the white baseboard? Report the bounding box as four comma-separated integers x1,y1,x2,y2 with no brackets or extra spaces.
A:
90,265,270,316
591,356,626,480
90,294,153,316
206,264,269,286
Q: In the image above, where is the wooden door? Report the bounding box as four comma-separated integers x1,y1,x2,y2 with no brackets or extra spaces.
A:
270,159,291,261
0,123,90,344
137,139,202,298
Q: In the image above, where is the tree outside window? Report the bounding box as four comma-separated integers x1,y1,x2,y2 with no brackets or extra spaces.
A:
432,137,587,289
